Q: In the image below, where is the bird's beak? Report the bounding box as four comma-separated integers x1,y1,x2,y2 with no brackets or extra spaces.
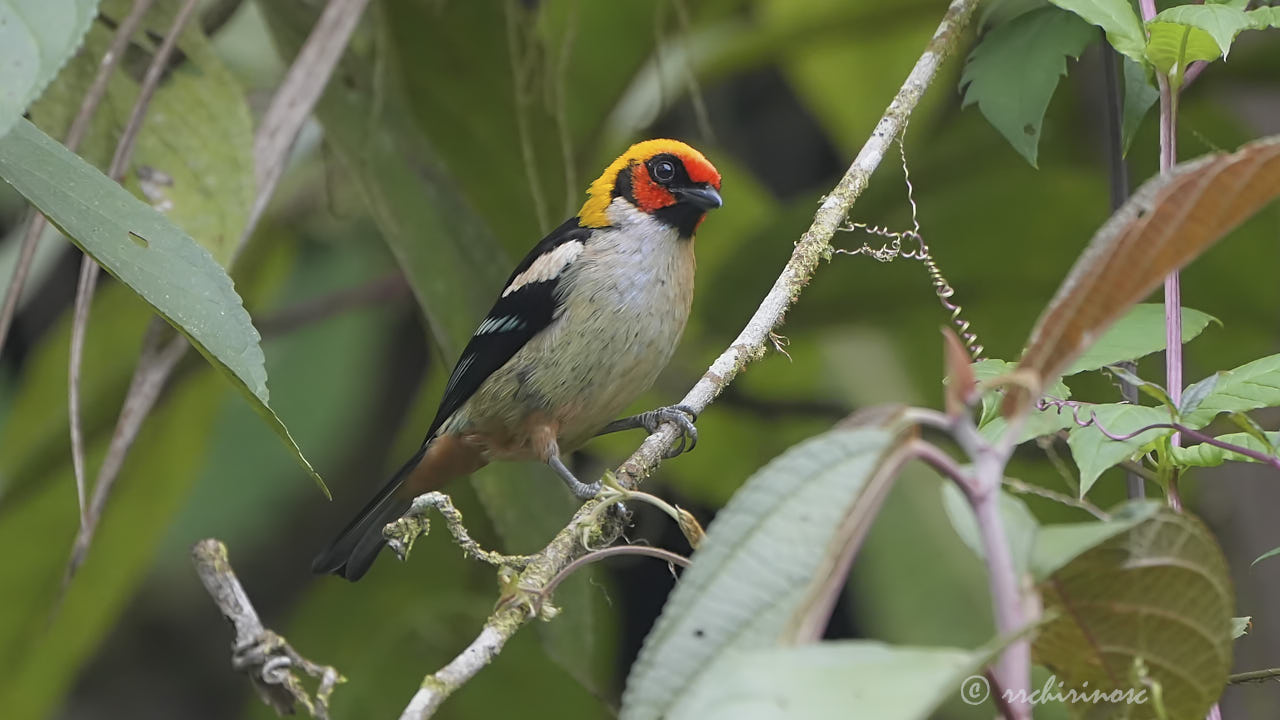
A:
674,185,723,210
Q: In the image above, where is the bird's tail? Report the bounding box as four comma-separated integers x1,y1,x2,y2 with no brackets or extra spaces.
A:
311,445,428,581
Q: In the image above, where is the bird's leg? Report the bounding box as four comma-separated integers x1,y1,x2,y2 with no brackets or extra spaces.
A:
595,404,698,459
548,454,601,499
530,419,601,500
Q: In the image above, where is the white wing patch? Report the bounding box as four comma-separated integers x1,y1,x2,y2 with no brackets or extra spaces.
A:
475,315,527,335
502,240,584,297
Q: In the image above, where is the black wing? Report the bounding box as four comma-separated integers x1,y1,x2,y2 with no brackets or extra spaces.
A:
423,217,593,439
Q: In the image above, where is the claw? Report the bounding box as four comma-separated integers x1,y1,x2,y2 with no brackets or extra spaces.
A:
641,405,698,458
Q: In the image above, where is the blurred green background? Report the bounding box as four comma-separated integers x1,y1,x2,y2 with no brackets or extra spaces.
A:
1,0,1278,718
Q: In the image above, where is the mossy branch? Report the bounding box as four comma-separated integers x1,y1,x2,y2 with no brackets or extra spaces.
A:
397,1,981,717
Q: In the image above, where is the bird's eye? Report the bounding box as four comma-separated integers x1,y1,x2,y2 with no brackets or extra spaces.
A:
651,159,677,182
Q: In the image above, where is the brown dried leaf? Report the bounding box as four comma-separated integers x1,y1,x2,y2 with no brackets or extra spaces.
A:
1006,135,1280,416
942,327,977,417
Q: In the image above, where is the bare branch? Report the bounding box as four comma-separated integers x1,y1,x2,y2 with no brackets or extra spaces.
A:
0,0,156,368
193,539,343,718
397,1,982,716
66,0,202,578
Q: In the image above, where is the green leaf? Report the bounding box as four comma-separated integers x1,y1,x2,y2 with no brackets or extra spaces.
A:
1035,510,1234,720
1182,353,1280,428
1247,7,1280,29
1029,500,1161,579
974,359,1077,444
941,484,1039,578
1232,617,1251,638
1253,546,1280,567
0,119,325,496
1107,364,1176,412
670,642,1002,720
1049,0,1147,62
1144,22,1225,76
29,21,255,266
1179,372,1222,417
961,6,1096,166
1066,402,1171,496
1227,412,1277,452
1172,431,1280,468
1150,4,1254,60
1121,58,1158,155
0,0,98,138
1065,304,1216,375
621,427,899,720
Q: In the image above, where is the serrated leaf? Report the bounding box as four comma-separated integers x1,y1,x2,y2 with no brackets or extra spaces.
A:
1149,4,1254,63
941,483,1039,578
621,427,899,720
1066,403,1171,496
1011,135,1280,414
1181,354,1280,428
670,642,1002,720
29,22,255,266
1049,0,1147,62
0,119,325,496
1171,431,1280,468
1121,58,1159,156
1065,304,1215,375
1145,22,1229,76
961,6,1097,166
0,0,98,138
1232,616,1251,638
1034,510,1234,720
1029,500,1161,579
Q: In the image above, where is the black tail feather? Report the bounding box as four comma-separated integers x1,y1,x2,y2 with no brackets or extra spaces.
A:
311,446,426,581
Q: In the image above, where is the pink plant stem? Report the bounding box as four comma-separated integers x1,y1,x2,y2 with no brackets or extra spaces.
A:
1141,0,1184,510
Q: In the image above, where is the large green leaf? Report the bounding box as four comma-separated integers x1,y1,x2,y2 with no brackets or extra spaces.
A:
1181,353,1280,428
1035,509,1234,720
0,0,97,138
1049,0,1146,62
671,641,1002,720
29,20,255,266
1066,402,1170,496
1121,58,1158,155
621,426,899,720
1064,304,1216,375
1148,4,1254,63
0,119,324,495
960,6,1096,167
1144,22,1229,77
1029,500,1160,579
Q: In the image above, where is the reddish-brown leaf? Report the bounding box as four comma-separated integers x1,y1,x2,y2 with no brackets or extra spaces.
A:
1006,136,1280,416
942,327,977,417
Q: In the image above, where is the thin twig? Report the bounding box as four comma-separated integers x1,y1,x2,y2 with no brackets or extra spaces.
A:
398,2,981,716
1002,478,1109,521
0,0,155,372
535,545,690,616
386,491,536,569
193,539,343,718
66,0,201,575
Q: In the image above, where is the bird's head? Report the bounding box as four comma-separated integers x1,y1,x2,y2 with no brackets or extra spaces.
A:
578,139,722,237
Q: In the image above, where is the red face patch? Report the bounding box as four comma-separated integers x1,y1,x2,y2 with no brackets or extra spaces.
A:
631,164,676,213
680,153,722,189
